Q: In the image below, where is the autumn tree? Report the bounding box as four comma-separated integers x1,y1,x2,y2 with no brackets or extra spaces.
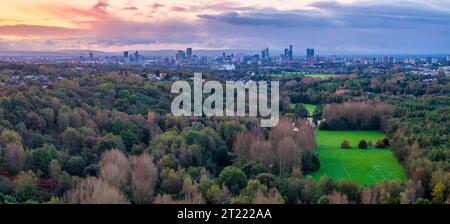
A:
63,177,128,204
99,149,130,189
130,154,158,204
14,171,38,202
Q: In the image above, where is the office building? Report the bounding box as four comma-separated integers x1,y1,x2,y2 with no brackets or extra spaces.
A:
307,48,315,58
261,48,269,61
186,48,192,61
289,45,293,60
175,50,186,63
124,51,129,58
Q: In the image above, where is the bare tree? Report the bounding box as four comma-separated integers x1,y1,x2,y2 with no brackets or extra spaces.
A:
327,191,349,204
99,149,130,189
63,177,129,204
130,154,158,204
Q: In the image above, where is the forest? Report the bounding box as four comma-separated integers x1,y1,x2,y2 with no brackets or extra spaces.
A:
0,63,449,204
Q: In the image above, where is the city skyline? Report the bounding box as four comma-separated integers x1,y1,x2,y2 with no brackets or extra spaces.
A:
0,0,449,54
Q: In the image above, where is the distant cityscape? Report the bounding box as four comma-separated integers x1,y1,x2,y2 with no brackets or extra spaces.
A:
1,45,450,77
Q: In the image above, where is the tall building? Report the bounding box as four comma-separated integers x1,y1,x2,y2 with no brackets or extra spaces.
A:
186,48,192,61
284,48,289,60
133,51,139,62
89,52,94,59
447,55,450,62
123,51,129,58
307,48,315,58
289,45,293,61
175,50,186,63
261,48,269,61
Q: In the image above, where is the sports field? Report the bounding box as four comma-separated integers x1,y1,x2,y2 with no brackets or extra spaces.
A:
310,130,406,186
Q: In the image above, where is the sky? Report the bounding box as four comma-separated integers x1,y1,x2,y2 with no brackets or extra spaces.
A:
0,0,449,54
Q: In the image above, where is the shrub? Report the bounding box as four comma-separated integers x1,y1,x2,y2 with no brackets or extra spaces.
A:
375,140,386,148
368,141,373,147
218,166,248,190
382,138,390,147
358,140,368,149
341,140,350,149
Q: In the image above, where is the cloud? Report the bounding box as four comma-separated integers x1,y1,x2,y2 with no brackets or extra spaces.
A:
170,6,188,12
0,24,81,37
198,11,338,28
122,6,138,11
199,1,450,29
2,0,450,53
308,1,450,28
150,3,164,10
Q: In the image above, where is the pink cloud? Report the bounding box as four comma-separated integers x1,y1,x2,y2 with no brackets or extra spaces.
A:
170,6,188,12
150,3,165,10
0,24,81,37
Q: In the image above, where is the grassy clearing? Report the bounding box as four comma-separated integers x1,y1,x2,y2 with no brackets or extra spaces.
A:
309,130,406,186
290,103,317,116
303,104,316,116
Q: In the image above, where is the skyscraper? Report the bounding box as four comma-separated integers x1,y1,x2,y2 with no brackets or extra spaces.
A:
284,48,289,60
89,52,94,59
123,51,129,58
447,55,450,62
261,48,269,61
134,51,139,62
289,45,293,61
175,50,186,63
186,48,192,61
307,48,315,58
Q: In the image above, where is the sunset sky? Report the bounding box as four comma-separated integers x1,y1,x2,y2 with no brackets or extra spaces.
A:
0,0,449,54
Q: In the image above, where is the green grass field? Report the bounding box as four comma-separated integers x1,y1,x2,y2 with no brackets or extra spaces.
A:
303,73,337,79
303,104,316,116
290,103,316,116
310,130,406,186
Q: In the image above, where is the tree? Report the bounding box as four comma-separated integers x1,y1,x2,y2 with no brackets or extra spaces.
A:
241,161,269,179
382,138,390,147
375,139,386,148
358,139,368,149
130,154,158,204
318,176,336,195
62,128,83,155
294,104,308,118
326,191,349,204
14,171,37,202
63,177,128,204
96,134,125,152
31,145,58,176
219,120,243,148
3,143,27,175
64,156,86,177
0,129,22,147
341,140,350,149
99,149,130,189
431,182,445,204
218,166,248,191
160,168,183,195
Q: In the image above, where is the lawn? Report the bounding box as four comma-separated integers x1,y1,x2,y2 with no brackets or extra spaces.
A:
290,103,317,116
309,130,406,186
303,73,337,79
303,104,316,116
